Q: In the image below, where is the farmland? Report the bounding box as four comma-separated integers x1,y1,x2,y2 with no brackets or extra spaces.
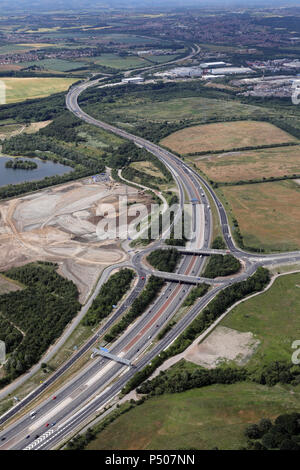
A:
86,381,300,450
161,121,297,155
84,53,147,70
193,144,300,184
1,77,77,103
221,180,300,252
0,43,56,54
18,58,88,72
222,272,300,368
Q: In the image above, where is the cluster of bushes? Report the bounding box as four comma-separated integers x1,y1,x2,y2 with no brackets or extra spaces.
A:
245,413,300,450
104,276,164,343
211,236,226,250
122,267,270,394
5,159,37,170
138,365,247,395
40,111,83,143
0,262,80,388
82,269,134,327
203,254,241,278
255,360,300,387
182,283,210,307
147,248,181,272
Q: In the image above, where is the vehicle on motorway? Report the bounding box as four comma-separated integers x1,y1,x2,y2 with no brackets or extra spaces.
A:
1,437,5,441
26,435,30,439
52,396,57,400
45,423,49,427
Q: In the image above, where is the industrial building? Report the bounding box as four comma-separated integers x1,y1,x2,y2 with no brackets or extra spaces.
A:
122,76,144,84
200,61,228,68
155,66,203,78
208,66,254,75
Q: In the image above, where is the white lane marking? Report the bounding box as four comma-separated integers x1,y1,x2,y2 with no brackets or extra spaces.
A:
24,429,54,450
28,397,72,431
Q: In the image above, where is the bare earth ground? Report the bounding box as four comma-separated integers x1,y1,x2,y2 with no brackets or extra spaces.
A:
192,144,300,183
184,326,260,368
0,179,150,303
161,121,297,155
0,120,51,140
0,274,21,295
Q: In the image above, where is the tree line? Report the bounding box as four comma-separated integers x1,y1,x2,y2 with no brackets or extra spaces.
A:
0,262,80,388
104,276,165,343
82,269,134,327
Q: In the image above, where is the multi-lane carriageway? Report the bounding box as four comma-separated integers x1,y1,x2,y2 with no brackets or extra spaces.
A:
1,77,300,450
0,81,213,450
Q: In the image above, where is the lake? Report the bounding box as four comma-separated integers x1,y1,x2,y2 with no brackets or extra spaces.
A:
0,156,73,187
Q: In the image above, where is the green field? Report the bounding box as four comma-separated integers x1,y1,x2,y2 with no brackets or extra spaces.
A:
77,124,124,150
86,53,147,69
222,272,300,368
19,58,88,72
96,33,167,45
2,77,77,103
144,54,180,64
90,96,274,129
86,381,300,450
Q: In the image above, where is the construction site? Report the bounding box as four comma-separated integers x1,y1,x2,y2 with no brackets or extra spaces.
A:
0,177,152,303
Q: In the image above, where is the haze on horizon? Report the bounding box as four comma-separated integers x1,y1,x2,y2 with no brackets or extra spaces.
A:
0,0,299,14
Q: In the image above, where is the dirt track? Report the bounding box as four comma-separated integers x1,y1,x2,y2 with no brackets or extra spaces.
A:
0,179,149,302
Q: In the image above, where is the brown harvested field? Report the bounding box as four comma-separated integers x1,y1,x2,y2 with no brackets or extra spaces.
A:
0,65,22,72
0,179,151,303
193,145,300,183
160,121,297,155
221,180,300,252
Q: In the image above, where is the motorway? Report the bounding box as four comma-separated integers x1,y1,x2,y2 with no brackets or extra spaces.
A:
0,76,214,450
1,67,300,450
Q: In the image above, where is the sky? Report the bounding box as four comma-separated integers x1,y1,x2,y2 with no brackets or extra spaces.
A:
0,0,299,14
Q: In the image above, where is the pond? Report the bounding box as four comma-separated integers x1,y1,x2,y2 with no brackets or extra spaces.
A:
0,156,73,187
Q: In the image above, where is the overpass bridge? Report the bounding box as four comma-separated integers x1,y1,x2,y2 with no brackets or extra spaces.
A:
145,270,220,285
91,347,132,367
163,247,230,256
